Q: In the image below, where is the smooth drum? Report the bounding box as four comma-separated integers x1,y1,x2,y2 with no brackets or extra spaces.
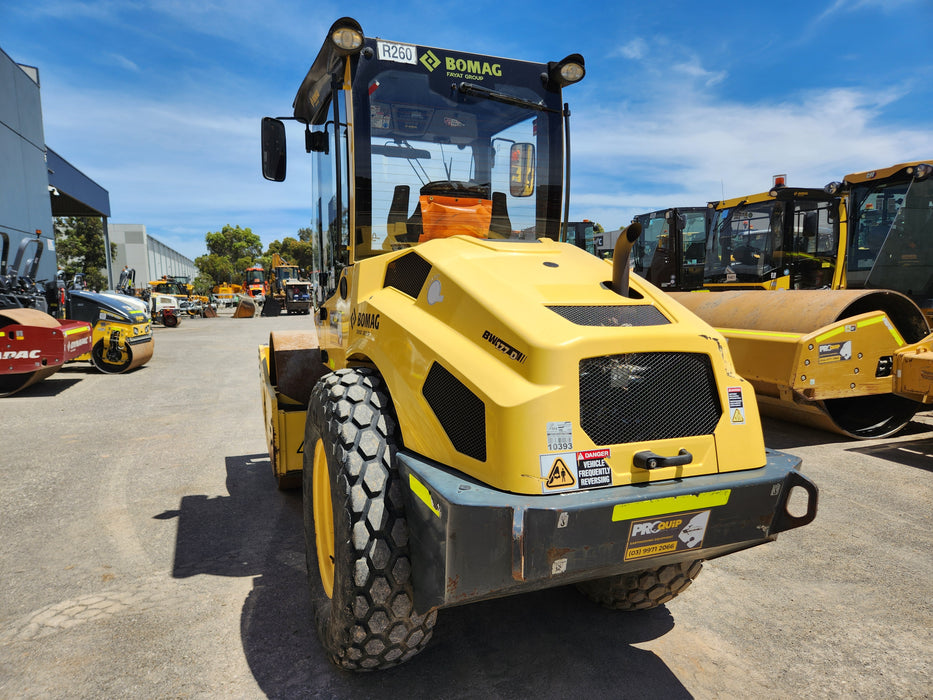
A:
668,289,931,438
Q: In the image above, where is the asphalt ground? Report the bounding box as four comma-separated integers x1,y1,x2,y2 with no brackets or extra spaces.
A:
1,311,931,699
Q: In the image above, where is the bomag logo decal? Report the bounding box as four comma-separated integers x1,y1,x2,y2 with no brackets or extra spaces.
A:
1,349,41,360
445,57,502,79
420,50,441,72
66,338,90,353
420,50,503,82
350,309,380,331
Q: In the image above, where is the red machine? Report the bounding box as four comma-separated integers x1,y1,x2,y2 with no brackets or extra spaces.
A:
0,308,92,397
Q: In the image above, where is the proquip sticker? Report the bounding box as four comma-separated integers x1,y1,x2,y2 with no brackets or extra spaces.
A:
624,510,712,561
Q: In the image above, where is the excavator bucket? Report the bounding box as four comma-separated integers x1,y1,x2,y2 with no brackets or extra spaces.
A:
0,308,93,397
260,298,282,316
233,296,256,318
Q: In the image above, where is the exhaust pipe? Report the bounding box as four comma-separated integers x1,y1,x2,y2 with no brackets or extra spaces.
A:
611,222,642,296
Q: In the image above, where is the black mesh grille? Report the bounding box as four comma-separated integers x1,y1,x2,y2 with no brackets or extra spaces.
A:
548,305,670,327
580,353,721,445
384,252,432,298
422,363,486,461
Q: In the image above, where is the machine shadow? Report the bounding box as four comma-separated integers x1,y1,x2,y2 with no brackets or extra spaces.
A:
159,454,692,699
4,375,83,397
847,437,933,472
759,416,850,450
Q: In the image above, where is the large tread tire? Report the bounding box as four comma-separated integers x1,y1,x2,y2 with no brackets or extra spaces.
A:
576,560,704,611
302,368,437,670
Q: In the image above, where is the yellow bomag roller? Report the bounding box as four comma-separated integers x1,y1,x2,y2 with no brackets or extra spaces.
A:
669,288,933,438
258,18,819,672
62,288,153,373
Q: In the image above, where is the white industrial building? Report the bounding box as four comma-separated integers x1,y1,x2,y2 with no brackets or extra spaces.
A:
108,223,197,284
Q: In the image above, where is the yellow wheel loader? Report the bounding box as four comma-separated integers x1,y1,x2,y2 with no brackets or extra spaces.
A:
258,17,818,671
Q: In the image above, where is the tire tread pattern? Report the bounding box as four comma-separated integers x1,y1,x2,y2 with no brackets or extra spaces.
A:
304,368,436,671
576,560,704,611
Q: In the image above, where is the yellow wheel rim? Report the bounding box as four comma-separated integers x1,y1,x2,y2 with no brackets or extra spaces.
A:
312,438,335,598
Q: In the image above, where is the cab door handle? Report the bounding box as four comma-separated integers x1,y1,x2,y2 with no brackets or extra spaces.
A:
634,449,693,470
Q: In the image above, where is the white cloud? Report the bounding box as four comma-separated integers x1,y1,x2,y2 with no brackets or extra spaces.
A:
615,38,648,60
671,57,727,87
567,85,933,230
39,76,311,259
104,53,140,72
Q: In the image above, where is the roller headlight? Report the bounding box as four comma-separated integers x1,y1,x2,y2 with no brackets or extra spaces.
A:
328,18,364,55
545,54,586,88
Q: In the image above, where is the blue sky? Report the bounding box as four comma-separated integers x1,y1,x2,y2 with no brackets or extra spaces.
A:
2,0,931,261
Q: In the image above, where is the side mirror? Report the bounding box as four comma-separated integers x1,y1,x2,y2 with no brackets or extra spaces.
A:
261,117,287,182
509,142,535,197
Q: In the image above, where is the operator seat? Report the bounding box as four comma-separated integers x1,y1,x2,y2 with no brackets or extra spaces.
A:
383,185,416,249
489,192,512,238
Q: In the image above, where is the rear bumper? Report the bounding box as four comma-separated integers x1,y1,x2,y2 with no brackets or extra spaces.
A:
397,449,817,613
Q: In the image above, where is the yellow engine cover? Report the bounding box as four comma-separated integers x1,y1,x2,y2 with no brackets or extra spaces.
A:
316,237,765,495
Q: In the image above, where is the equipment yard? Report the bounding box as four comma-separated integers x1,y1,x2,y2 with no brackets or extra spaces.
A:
1,314,931,699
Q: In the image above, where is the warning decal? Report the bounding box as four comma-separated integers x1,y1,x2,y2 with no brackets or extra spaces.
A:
576,449,611,488
727,386,745,424
624,509,712,561
546,458,575,488
540,452,577,492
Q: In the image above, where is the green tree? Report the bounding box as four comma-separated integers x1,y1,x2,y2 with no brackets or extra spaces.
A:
54,216,115,291
264,234,317,276
191,273,217,297
195,224,262,286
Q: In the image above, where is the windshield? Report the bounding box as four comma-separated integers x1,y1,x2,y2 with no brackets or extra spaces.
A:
246,269,264,285
704,202,782,283
851,176,933,300
633,211,672,284
350,47,565,259
156,281,188,295
634,209,707,289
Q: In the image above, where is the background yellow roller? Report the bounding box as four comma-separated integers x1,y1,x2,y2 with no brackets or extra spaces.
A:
668,289,932,438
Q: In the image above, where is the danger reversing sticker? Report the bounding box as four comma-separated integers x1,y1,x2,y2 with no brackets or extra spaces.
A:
539,449,612,493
